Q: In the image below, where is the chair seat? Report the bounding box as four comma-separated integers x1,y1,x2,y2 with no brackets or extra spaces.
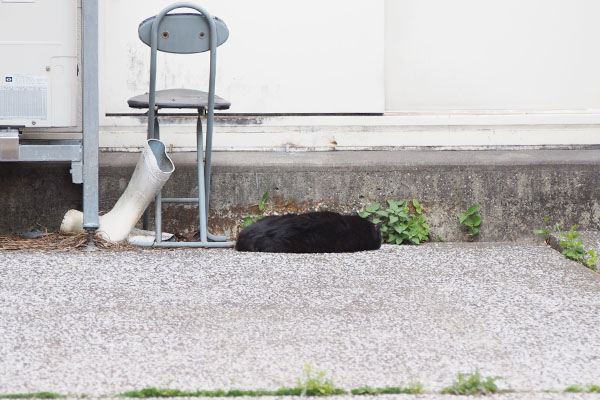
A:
128,88,231,110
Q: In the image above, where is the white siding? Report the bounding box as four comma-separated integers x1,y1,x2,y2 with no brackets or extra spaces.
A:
94,0,600,150
385,0,600,112
99,0,385,121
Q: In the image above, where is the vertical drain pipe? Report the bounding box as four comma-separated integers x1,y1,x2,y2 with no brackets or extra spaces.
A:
82,0,100,250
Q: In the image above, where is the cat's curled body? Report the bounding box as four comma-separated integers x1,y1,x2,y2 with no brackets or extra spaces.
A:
235,211,381,253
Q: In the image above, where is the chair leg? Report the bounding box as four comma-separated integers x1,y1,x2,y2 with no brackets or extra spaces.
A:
203,112,212,218
201,111,228,242
131,114,233,249
155,192,163,243
143,114,161,231
207,232,228,241
196,117,208,242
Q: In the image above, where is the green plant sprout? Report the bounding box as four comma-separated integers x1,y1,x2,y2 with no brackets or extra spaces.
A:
459,204,481,237
258,191,268,212
563,384,600,393
560,225,598,271
242,192,295,228
533,216,560,239
294,364,346,396
441,369,502,395
242,191,270,227
359,200,431,245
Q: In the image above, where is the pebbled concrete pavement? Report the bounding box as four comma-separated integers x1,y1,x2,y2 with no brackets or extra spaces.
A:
0,243,599,397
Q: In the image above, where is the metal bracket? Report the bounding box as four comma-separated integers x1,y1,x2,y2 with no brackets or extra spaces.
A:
0,128,19,160
70,160,83,184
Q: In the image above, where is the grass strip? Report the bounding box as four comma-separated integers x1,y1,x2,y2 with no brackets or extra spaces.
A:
3,384,600,399
117,384,422,398
351,383,423,395
118,387,349,398
565,385,600,393
0,394,65,399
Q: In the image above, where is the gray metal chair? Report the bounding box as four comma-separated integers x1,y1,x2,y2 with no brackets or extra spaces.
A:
128,2,233,248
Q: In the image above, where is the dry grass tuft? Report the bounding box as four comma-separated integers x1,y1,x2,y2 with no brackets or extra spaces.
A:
0,232,137,252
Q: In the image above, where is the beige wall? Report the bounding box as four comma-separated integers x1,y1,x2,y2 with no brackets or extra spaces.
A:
385,0,600,112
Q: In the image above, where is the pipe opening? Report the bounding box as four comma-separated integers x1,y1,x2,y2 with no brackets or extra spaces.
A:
148,139,174,173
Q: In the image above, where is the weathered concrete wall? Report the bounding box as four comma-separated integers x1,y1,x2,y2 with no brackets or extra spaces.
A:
0,162,82,235
102,149,600,242
2,150,600,241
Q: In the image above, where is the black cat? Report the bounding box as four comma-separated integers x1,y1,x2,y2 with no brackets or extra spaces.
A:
235,211,381,253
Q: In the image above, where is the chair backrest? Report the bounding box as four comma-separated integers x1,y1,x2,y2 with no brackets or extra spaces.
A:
138,13,229,54
140,2,228,139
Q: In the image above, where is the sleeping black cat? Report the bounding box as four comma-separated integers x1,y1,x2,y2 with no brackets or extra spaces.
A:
235,211,381,253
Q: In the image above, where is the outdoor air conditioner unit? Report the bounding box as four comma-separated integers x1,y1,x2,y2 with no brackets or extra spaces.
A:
0,0,77,128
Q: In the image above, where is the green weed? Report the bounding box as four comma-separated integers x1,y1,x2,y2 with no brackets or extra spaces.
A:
294,364,347,396
119,365,346,398
564,385,584,393
533,216,560,239
258,191,268,212
441,369,502,395
459,204,482,237
242,191,270,227
564,384,600,393
242,191,294,228
359,200,431,245
560,225,598,271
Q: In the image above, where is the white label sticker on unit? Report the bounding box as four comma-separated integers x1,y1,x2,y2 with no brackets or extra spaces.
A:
0,74,48,120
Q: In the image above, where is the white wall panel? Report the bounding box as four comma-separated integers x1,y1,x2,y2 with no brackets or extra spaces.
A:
385,0,600,112
99,0,385,122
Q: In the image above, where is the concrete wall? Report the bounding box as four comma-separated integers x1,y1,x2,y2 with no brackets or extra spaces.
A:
3,149,600,239
97,150,600,243
0,162,81,235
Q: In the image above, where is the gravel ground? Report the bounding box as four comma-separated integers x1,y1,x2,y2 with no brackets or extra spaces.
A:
0,243,599,396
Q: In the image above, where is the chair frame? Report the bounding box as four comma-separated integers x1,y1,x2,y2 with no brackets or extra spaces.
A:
139,2,233,248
